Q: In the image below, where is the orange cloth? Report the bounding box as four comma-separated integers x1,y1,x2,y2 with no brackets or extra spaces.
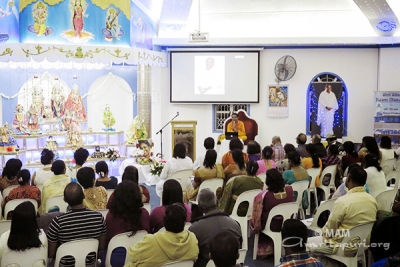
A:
221,151,249,169
227,120,247,141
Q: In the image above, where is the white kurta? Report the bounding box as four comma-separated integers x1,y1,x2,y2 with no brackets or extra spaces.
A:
317,90,338,137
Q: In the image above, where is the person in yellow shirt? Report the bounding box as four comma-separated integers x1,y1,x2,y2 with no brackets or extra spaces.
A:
220,113,247,142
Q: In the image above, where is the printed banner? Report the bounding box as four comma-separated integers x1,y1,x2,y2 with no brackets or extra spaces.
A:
374,91,400,145
268,85,288,118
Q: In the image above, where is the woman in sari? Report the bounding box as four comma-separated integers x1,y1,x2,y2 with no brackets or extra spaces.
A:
185,149,224,202
302,144,322,187
253,169,294,258
219,160,263,216
224,149,247,181
221,137,249,169
77,167,107,210
256,146,276,176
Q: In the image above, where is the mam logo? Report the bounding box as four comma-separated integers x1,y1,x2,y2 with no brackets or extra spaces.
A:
316,229,350,238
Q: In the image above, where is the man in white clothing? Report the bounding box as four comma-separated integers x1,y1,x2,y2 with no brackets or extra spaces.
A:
317,85,338,138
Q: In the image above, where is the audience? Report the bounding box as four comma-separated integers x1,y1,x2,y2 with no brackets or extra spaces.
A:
364,154,386,198
308,166,377,256
77,167,107,210
219,160,263,215
0,158,22,192
325,133,343,152
251,169,294,258
331,164,368,199
156,143,193,197
379,135,395,163
189,188,242,267
283,151,310,185
359,136,382,164
121,166,149,203
256,146,276,176
209,231,241,267
0,201,47,261
47,183,107,266
185,149,224,202
302,144,322,187
271,135,285,162
295,133,307,157
65,147,89,179
193,137,216,171
5,169,41,209
224,149,247,181
125,203,199,267
278,219,322,267
31,149,54,186
247,140,261,161
321,144,341,169
221,137,249,169
95,161,118,189
276,143,297,174
39,160,71,214
341,141,361,172
150,179,191,233
311,134,327,158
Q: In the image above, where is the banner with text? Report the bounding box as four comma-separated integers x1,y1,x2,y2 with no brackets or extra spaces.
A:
374,91,400,145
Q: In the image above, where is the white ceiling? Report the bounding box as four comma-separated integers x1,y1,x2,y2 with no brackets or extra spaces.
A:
135,0,400,46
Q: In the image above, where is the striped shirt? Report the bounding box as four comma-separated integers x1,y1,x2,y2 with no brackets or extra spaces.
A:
277,253,323,267
47,208,107,267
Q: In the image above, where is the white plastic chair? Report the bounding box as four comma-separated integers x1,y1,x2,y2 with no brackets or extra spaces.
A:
301,198,336,234
97,209,109,219
376,189,397,211
381,158,396,176
0,220,11,236
143,203,151,214
230,189,261,252
46,195,68,213
324,222,374,267
4,198,38,220
306,167,321,215
290,181,310,219
258,173,266,182
385,170,400,189
189,178,224,206
106,189,114,201
317,165,337,201
2,185,18,200
170,169,193,192
1,245,47,267
252,202,298,265
105,230,148,267
161,260,195,266
54,239,99,267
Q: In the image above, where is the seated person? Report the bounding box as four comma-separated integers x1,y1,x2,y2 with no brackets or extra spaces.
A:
209,231,242,267
277,219,322,267
219,113,247,142
125,203,198,267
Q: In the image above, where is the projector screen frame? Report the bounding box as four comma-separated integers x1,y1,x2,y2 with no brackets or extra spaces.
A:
170,50,260,104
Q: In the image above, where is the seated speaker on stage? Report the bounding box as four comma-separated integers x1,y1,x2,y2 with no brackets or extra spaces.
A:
219,112,247,142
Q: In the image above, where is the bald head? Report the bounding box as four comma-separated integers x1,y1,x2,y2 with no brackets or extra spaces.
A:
64,182,84,207
198,188,217,213
296,133,307,145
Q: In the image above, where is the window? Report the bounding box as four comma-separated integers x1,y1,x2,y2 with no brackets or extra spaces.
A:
213,104,250,132
306,73,348,138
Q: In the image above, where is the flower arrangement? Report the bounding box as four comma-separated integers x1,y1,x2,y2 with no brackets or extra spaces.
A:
105,147,120,162
150,160,164,176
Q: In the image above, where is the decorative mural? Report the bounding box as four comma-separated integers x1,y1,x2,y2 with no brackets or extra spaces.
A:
19,0,131,46
0,0,19,43
130,1,156,50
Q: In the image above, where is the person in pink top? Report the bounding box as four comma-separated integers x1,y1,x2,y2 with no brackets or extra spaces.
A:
256,146,276,176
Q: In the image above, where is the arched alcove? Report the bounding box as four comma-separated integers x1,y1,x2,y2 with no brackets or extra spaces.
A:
306,73,348,138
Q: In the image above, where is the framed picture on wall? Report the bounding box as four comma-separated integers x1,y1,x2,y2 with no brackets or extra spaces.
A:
171,121,197,161
268,85,288,118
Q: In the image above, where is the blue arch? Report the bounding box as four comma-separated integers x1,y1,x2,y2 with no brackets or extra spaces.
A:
306,72,348,137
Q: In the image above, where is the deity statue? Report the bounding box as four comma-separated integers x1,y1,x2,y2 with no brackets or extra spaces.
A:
0,123,18,152
102,104,115,129
51,83,65,118
43,105,54,120
65,84,86,121
32,85,44,118
65,130,84,148
45,135,59,151
27,104,40,131
126,115,148,144
13,104,26,133
62,110,80,132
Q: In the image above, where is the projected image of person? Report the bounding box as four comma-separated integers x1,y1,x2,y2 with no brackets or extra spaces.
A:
194,56,225,95
317,84,338,138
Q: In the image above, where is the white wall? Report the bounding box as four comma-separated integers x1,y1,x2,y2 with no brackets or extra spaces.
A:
378,47,400,91
153,48,379,158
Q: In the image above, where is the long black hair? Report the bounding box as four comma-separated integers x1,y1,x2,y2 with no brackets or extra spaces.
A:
232,149,245,170
305,144,320,168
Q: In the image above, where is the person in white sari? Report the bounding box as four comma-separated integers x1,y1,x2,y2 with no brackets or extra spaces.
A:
317,85,338,137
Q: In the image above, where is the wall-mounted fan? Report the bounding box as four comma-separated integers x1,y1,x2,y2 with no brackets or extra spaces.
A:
274,55,297,82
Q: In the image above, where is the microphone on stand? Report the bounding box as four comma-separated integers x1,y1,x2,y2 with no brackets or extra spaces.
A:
177,112,179,116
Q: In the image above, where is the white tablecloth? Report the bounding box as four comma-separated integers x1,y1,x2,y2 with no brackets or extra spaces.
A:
118,158,161,186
